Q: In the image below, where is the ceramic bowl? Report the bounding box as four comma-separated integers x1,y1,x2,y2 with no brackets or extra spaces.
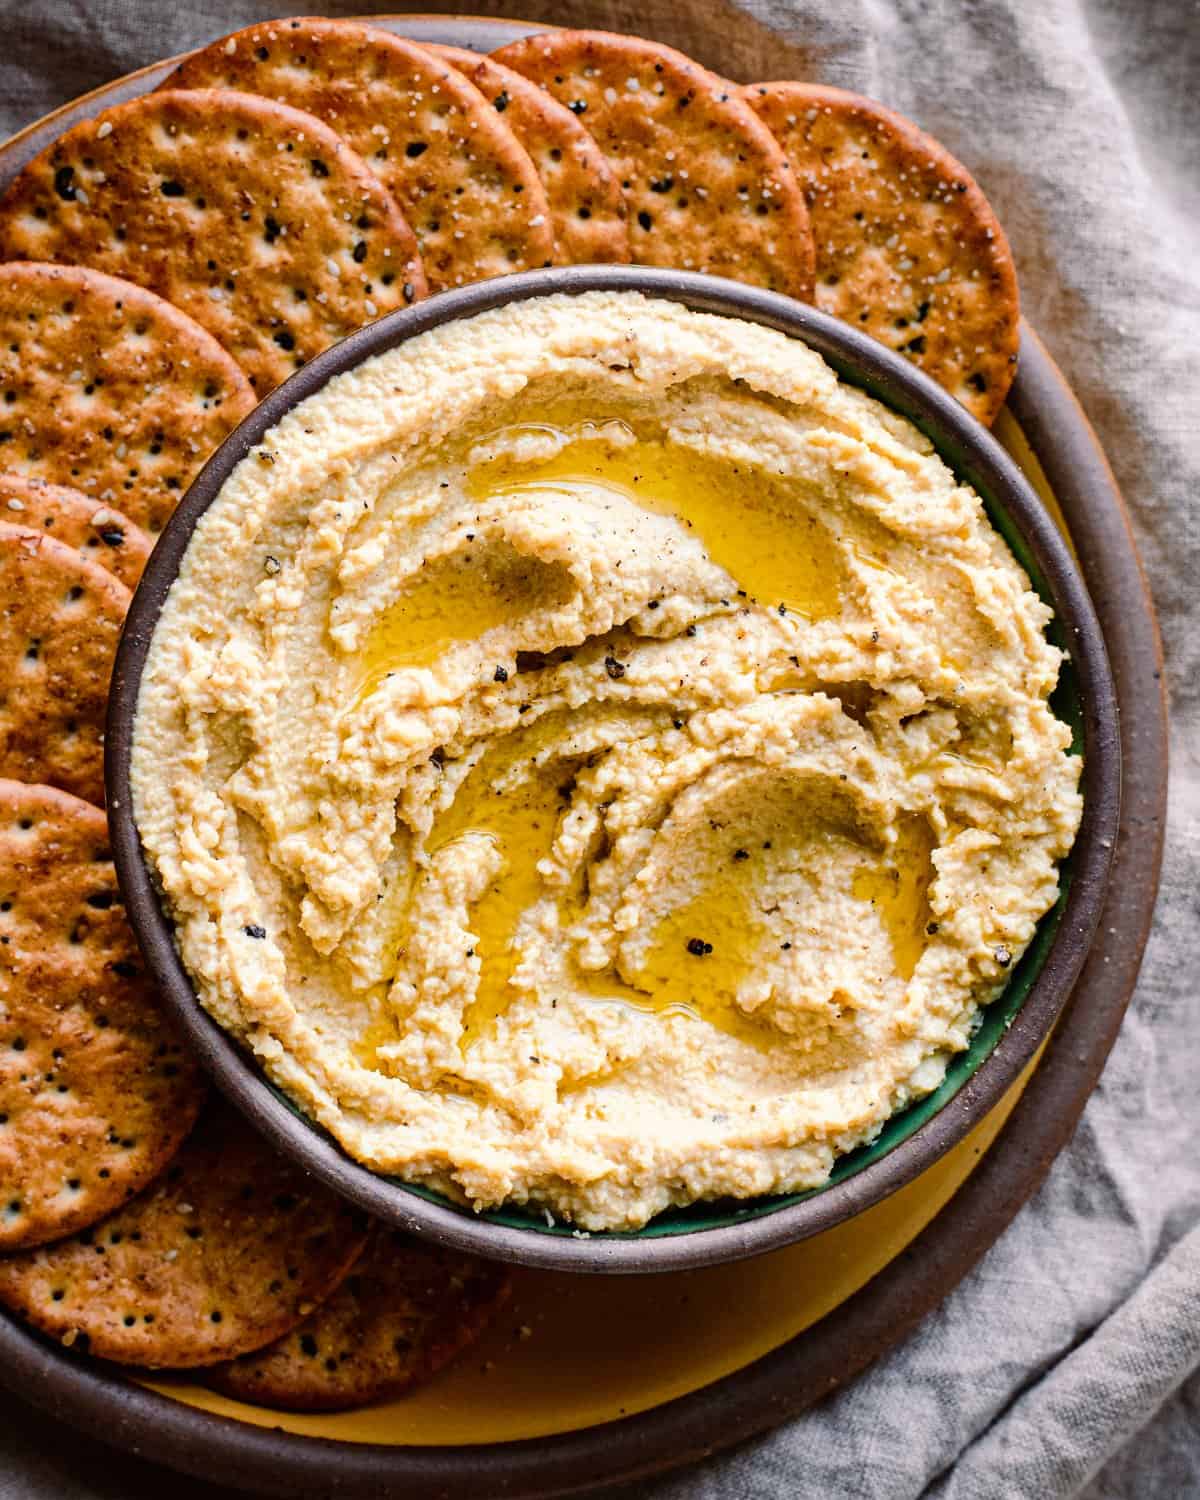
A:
107,266,1120,1273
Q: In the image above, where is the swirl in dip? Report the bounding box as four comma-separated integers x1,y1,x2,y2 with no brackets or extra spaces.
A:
132,292,1082,1230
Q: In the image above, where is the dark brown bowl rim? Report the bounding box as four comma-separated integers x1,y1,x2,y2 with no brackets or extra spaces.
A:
105,265,1121,1275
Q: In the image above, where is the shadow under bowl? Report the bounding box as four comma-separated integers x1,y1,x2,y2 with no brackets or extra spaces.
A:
106,266,1121,1274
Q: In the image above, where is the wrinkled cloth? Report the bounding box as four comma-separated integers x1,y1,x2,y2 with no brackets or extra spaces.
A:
0,2,1196,1497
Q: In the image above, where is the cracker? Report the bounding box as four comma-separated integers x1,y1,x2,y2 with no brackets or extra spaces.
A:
0,1101,371,1367
425,45,629,266
163,19,554,291
207,1224,511,1411
0,90,426,394
0,781,204,1250
743,83,1019,424
0,522,128,804
0,474,151,590
491,30,814,298
0,262,254,535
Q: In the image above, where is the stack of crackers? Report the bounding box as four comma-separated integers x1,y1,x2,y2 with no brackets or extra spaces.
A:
0,17,1021,1411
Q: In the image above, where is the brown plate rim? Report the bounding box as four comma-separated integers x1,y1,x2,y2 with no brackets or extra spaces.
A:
0,15,1166,1496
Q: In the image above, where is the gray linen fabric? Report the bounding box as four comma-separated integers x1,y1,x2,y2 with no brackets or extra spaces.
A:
0,2,1196,1497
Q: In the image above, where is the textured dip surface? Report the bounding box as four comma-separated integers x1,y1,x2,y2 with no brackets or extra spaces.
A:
131,292,1082,1230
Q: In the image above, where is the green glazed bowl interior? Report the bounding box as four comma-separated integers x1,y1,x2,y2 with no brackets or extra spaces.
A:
107,266,1119,1273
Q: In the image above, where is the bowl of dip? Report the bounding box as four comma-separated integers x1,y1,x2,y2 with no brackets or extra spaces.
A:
108,267,1119,1272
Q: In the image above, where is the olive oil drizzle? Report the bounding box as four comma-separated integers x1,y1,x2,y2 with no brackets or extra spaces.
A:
850,814,937,980
353,417,934,1061
353,546,569,702
426,738,779,1054
472,421,844,624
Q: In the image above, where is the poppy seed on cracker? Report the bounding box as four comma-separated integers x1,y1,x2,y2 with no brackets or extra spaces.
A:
0,90,427,393
0,1101,371,1367
0,474,151,589
0,523,129,805
162,19,554,291
425,44,630,267
742,82,1020,425
207,1224,511,1411
0,780,205,1251
492,29,815,299
0,261,254,535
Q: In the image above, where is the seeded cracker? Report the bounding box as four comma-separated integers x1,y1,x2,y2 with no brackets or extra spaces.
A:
0,474,151,589
207,1225,511,1411
491,30,814,298
0,1101,370,1366
425,45,629,266
163,19,553,291
0,91,426,393
743,83,1019,424
0,262,253,534
0,781,204,1250
0,523,127,804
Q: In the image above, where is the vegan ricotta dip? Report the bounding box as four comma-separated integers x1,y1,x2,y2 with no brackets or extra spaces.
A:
132,292,1083,1231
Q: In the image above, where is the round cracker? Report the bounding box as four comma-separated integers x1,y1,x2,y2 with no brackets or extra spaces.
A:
0,474,151,590
425,45,629,266
743,82,1019,424
0,90,426,394
207,1225,511,1411
0,522,128,804
491,30,814,298
0,1102,371,1367
0,781,204,1251
0,262,254,535
163,19,554,291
